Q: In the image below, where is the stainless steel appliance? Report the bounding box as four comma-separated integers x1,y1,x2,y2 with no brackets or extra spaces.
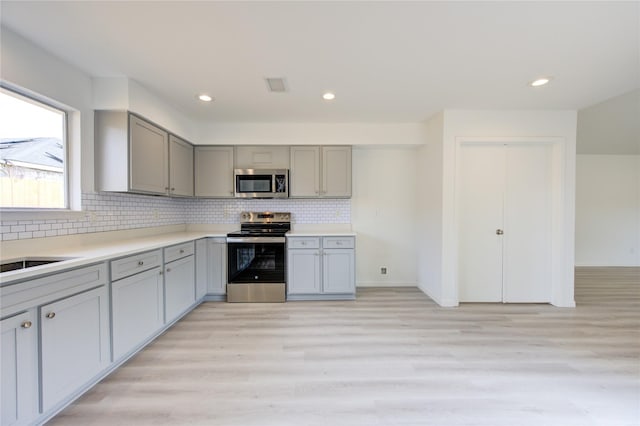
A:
226,211,291,302
234,169,288,198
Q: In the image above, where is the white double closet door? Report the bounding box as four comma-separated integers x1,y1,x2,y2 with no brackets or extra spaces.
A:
458,142,552,303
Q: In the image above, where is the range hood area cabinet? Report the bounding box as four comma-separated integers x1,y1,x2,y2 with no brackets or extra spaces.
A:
290,146,352,198
95,111,194,197
235,145,290,169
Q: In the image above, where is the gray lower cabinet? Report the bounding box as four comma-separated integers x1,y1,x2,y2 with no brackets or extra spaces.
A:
40,286,110,412
287,236,355,299
207,238,227,296
1,310,38,426
164,243,196,323
195,237,227,300
111,266,164,360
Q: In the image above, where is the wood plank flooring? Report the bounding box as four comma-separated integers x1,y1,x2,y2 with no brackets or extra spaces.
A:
48,267,640,426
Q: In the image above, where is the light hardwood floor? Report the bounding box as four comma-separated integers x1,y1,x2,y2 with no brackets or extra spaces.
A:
48,267,639,426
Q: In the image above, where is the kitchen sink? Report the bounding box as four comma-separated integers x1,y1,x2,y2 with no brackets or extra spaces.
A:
0,257,76,273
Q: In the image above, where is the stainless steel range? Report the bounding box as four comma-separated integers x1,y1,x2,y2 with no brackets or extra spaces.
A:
226,212,291,302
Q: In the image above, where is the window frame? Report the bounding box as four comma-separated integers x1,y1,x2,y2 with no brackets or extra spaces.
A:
0,84,70,212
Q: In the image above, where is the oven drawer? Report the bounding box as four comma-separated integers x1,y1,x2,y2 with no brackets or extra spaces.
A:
323,237,355,249
287,237,320,249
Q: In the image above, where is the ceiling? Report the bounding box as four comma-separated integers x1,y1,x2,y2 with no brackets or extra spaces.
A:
1,1,639,124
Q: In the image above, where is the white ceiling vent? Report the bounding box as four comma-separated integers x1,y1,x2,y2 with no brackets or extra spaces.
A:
265,77,287,93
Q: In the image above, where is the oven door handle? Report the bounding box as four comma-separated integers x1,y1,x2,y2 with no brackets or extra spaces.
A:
226,237,286,243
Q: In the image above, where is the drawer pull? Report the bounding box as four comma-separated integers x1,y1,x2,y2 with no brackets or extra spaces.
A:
179,249,185,254
166,268,171,273
46,312,56,319
138,261,144,266
336,241,342,245
21,320,33,329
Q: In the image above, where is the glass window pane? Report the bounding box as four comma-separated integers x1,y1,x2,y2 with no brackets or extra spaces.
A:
0,88,67,209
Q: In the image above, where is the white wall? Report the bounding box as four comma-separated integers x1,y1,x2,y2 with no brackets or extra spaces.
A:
416,112,445,303
438,110,578,307
197,122,427,146
577,89,640,155
1,27,93,200
351,146,418,287
576,155,640,266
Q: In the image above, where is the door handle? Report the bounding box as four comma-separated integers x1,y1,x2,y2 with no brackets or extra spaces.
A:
496,229,504,235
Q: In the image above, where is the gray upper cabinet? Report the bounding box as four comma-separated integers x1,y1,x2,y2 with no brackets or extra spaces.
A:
95,111,193,196
290,146,351,198
169,135,194,197
194,146,235,197
235,145,290,169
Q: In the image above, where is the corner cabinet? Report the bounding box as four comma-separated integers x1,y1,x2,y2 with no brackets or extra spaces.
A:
287,236,355,300
194,146,235,197
195,237,227,300
290,146,351,198
95,111,194,197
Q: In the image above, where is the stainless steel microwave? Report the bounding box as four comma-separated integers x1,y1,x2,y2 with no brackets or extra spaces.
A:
234,169,289,198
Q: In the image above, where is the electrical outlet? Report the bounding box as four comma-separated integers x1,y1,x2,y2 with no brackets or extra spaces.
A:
381,267,387,275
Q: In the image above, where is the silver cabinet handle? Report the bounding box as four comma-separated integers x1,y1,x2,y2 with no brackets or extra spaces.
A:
496,229,504,235
166,268,171,273
46,312,56,319
171,187,175,191
138,260,144,266
179,249,184,254
21,320,33,329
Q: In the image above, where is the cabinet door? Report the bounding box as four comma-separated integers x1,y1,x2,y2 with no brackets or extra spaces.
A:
194,146,234,197
322,249,355,294
112,267,164,360
235,145,290,169
195,239,208,299
207,238,227,295
1,311,38,426
169,135,194,197
322,146,351,197
290,146,320,197
287,249,321,294
129,115,169,195
165,255,195,323
40,286,110,412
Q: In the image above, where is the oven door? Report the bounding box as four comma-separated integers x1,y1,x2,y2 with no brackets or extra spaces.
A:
227,237,286,283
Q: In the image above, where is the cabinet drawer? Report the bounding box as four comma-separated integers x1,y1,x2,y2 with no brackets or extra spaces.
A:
323,237,355,249
1,264,107,319
164,241,195,263
111,250,162,281
287,237,320,249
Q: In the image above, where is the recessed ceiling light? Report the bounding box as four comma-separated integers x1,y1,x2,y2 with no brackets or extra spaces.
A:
323,92,336,101
198,94,213,102
529,77,551,87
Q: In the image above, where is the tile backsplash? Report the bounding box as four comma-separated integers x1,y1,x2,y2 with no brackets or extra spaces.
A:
0,192,351,241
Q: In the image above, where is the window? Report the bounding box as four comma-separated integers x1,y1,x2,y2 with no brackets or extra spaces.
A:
0,87,67,209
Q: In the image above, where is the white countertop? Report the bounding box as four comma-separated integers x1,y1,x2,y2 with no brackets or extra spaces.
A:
286,224,355,236
0,223,356,285
0,225,231,285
